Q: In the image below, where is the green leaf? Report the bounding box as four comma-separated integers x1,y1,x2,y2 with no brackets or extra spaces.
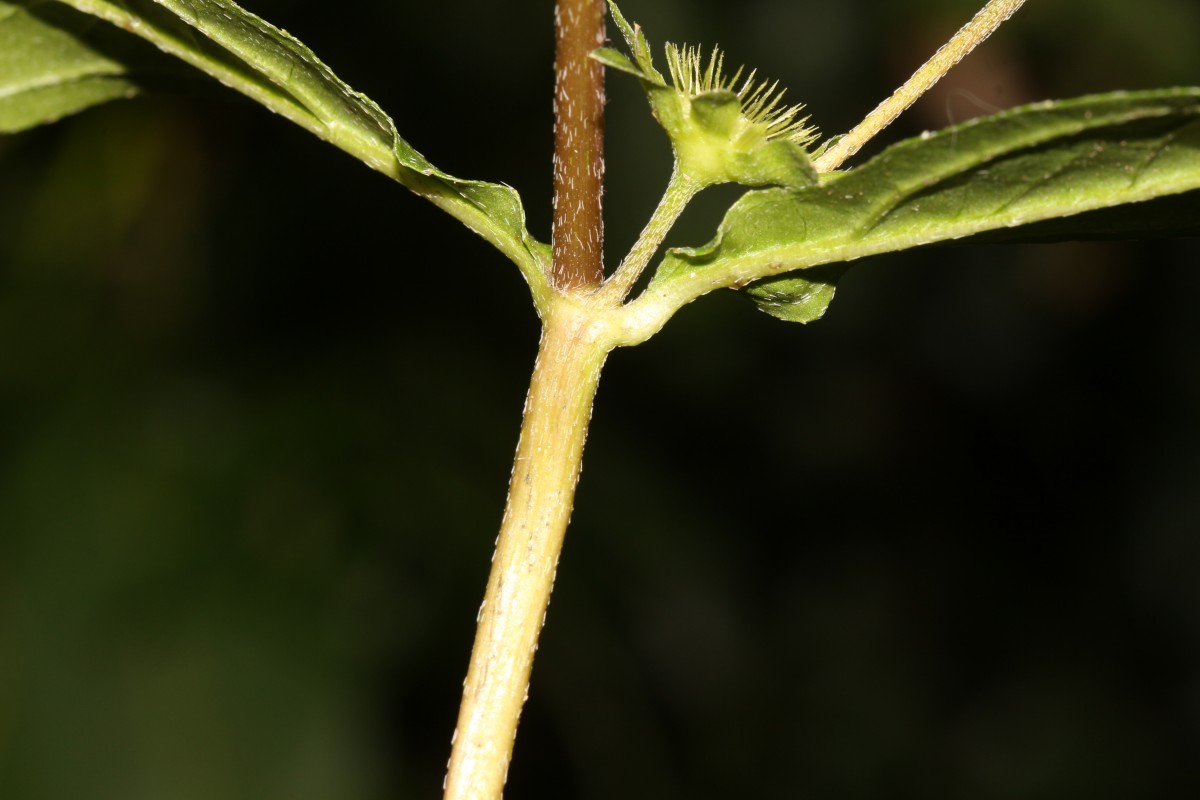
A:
0,0,139,132
46,0,550,303
953,187,1200,243
605,0,661,85
638,89,1200,324
742,264,848,324
589,46,644,81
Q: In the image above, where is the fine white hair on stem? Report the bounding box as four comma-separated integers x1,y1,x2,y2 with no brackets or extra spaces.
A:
813,0,1028,173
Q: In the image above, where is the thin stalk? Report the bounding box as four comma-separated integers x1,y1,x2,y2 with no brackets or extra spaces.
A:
813,0,1027,173
552,0,608,290
442,305,612,800
599,168,702,306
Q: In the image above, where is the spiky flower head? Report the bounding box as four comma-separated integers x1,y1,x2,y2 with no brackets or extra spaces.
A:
593,2,821,190
663,44,818,149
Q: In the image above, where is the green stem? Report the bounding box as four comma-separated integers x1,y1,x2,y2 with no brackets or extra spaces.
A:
442,303,613,800
599,168,702,305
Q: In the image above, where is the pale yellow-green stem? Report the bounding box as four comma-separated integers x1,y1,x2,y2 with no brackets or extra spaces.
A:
813,0,1028,172
443,3,1035,796
442,302,613,800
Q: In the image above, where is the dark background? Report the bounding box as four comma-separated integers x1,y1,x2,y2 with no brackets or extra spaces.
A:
2,0,1199,797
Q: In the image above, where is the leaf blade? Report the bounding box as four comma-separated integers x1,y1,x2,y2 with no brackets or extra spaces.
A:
49,0,551,301
0,0,141,132
634,89,1200,325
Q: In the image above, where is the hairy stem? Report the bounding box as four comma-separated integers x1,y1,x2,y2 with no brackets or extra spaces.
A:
600,168,701,305
813,0,1027,173
443,305,611,800
442,5,611,797
552,0,608,290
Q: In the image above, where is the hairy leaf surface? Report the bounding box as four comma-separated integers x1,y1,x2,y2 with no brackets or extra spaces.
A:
32,0,549,297
639,90,1200,323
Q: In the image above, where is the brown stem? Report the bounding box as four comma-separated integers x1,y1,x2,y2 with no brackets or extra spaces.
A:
552,0,607,291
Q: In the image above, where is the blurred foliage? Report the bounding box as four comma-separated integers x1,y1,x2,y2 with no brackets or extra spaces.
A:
2,1,1199,798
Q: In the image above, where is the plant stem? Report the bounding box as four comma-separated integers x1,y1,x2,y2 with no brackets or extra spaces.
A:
552,0,608,290
443,4,611,797
599,168,702,305
812,0,1027,173
442,303,612,800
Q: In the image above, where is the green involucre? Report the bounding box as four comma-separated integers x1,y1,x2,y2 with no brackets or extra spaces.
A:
600,1,818,190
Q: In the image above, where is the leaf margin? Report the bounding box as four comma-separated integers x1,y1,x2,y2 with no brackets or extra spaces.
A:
50,0,553,306
0,0,144,132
